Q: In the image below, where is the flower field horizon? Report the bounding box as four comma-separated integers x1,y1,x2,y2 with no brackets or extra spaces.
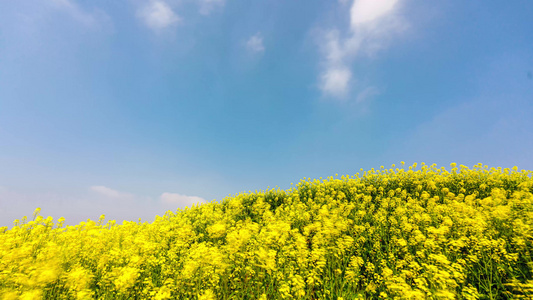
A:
1,162,532,299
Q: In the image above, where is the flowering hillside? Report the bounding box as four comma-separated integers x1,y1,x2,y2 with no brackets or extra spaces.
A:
1,163,532,299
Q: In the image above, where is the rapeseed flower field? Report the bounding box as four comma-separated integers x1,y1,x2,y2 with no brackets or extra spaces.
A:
1,162,532,299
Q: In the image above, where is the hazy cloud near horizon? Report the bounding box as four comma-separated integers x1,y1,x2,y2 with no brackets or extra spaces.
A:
0,186,207,228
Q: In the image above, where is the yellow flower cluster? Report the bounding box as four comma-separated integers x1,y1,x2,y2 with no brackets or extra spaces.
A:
1,162,532,299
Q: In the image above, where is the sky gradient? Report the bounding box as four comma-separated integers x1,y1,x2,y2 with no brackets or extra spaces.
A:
1,0,532,228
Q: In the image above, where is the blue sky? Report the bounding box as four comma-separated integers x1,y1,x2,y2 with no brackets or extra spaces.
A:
1,0,532,227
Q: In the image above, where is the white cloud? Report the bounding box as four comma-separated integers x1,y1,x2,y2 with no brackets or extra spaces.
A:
198,0,225,16
323,30,347,65
160,192,206,207
350,0,399,27
320,67,352,98
138,0,181,31
90,186,133,199
246,33,265,54
317,0,407,100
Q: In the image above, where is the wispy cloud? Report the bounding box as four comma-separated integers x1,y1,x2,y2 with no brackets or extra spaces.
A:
317,0,407,100
137,0,181,31
198,0,225,16
245,32,265,54
90,186,133,199
320,66,352,98
160,192,206,207
380,53,533,170
356,86,380,104
48,0,109,28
